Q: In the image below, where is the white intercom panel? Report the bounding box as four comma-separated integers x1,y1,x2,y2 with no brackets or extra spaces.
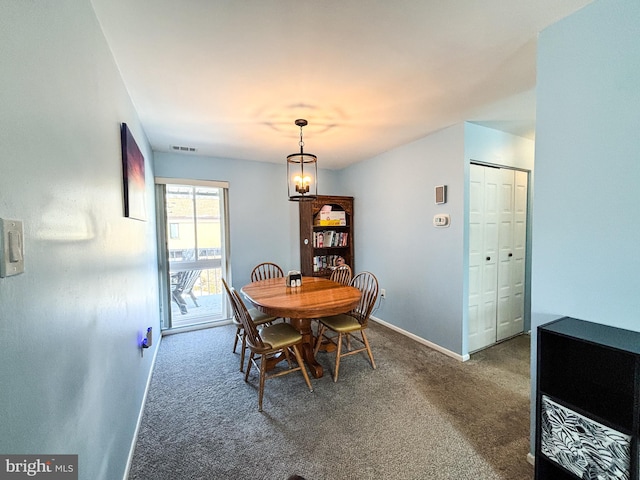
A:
0,218,25,277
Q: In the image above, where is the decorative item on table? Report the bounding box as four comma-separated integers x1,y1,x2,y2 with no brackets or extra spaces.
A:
286,270,302,287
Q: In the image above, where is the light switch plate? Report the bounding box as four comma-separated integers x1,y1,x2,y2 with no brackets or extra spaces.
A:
0,218,25,277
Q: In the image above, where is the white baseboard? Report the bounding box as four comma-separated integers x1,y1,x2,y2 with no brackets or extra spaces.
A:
371,315,470,362
162,319,233,336
527,452,535,466
123,335,162,480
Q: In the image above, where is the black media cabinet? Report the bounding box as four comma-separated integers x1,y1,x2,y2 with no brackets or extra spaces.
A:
535,317,640,480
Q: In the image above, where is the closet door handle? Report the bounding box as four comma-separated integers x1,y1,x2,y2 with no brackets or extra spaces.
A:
508,253,513,257
486,256,491,261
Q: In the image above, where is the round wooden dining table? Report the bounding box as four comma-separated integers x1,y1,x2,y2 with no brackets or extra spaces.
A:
241,276,361,378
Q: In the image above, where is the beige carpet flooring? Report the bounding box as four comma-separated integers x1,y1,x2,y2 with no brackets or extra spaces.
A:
128,321,533,479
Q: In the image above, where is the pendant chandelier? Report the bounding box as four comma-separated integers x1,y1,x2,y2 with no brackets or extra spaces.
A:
287,119,317,201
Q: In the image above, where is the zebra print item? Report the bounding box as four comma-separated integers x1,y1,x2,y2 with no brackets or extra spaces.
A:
540,395,631,480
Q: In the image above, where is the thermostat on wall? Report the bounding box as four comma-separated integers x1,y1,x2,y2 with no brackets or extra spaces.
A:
435,185,447,204
433,214,450,228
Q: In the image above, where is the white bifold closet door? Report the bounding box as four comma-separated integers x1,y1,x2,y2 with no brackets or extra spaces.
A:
469,164,528,352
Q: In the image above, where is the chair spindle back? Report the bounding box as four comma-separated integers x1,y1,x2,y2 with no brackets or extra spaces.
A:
230,288,266,350
221,278,240,326
329,265,352,285
349,271,379,327
222,278,266,349
251,262,284,282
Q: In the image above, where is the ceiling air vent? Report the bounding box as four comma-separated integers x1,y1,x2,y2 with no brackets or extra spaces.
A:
170,145,198,153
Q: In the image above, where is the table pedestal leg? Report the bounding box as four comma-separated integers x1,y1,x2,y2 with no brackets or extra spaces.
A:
289,318,323,378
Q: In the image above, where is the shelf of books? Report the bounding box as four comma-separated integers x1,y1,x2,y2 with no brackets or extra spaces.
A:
312,255,346,274
313,229,349,248
299,195,354,277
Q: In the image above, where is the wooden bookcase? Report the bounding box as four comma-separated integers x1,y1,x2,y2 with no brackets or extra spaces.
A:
299,195,354,277
535,317,640,480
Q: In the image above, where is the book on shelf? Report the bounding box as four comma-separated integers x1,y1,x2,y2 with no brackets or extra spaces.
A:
340,232,348,247
313,230,348,248
312,254,343,273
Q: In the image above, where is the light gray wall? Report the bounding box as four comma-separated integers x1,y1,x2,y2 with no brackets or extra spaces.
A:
529,0,640,453
464,122,534,171
157,124,533,358
463,123,535,353
0,2,160,479
334,123,533,356
336,124,467,354
153,152,340,290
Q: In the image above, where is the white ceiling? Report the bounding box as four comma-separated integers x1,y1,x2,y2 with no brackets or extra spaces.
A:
90,0,592,169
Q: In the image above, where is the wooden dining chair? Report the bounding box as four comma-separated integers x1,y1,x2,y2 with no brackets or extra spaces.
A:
250,262,284,282
309,264,353,338
229,287,313,412
222,278,276,372
329,264,352,285
250,262,286,322
314,271,379,382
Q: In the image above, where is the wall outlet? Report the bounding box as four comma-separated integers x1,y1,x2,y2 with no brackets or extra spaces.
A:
380,288,386,299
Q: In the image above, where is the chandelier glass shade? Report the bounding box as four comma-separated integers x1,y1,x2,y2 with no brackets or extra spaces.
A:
287,119,317,201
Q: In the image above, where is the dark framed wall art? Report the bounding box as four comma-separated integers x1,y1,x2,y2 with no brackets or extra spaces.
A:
120,123,146,221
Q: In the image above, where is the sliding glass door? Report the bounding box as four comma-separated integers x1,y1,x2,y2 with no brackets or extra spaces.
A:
156,179,229,330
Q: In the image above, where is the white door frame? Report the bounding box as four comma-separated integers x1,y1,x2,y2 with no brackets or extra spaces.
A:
155,178,231,331
468,162,530,353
